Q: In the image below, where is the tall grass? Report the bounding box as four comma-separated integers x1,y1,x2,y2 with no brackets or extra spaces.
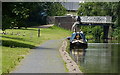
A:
1,26,72,73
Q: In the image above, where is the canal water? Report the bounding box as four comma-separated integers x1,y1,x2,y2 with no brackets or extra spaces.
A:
69,42,120,73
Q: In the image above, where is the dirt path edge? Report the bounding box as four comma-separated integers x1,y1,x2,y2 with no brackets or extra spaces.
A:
59,40,83,73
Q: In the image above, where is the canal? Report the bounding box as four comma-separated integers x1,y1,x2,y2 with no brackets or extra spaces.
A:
69,41,120,73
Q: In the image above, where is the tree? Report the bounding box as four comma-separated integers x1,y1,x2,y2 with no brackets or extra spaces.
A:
2,2,15,30
2,2,67,30
46,2,66,16
2,2,31,29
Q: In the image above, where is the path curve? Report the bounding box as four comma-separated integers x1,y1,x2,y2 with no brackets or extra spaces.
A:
12,40,66,73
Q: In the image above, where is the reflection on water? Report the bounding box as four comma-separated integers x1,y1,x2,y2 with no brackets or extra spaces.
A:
69,43,120,73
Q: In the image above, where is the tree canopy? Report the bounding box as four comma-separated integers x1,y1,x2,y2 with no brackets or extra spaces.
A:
2,2,67,30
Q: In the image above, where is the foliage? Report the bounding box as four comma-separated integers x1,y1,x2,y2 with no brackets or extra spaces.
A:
2,2,67,30
46,2,66,16
91,26,103,39
77,2,119,16
78,2,106,16
2,15,16,30
2,2,31,30
112,27,120,39
80,26,103,40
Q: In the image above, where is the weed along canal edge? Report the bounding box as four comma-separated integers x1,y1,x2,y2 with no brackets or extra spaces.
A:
59,40,82,73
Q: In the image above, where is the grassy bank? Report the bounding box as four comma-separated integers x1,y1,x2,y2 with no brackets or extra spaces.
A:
1,26,72,73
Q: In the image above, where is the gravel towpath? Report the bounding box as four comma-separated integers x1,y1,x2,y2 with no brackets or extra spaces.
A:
12,40,66,73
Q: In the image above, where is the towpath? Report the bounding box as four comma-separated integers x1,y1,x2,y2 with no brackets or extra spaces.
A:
12,40,66,73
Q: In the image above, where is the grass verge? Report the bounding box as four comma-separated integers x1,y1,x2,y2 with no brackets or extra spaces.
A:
1,26,72,73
